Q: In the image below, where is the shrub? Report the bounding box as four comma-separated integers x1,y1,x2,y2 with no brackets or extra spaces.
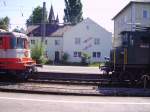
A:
81,52,91,65
45,59,53,64
31,42,47,64
61,52,69,63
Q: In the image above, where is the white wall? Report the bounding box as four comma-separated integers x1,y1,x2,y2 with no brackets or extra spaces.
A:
63,18,112,63
29,36,63,61
29,18,112,63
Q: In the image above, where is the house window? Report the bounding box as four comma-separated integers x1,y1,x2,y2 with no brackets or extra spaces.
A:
75,38,81,45
74,52,77,57
74,51,81,57
97,52,101,58
78,52,81,57
93,52,96,58
55,40,60,45
93,52,101,58
31,40,35,44
143,10,148,19
45,40,48,45
94,38,100,45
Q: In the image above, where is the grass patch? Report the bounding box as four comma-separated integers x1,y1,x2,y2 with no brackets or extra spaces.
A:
45,62,105,67
89,62,106,67
89,62,100,67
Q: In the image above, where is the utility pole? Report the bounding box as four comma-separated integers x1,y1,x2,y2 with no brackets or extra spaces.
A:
41,2,46,43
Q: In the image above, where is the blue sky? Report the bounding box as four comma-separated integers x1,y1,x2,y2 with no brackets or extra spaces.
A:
0,0,131,32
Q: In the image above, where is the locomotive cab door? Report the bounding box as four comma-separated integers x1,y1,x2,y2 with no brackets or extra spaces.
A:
0,35,10,49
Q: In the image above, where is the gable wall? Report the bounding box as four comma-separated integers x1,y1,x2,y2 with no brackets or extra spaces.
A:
63,18,112,62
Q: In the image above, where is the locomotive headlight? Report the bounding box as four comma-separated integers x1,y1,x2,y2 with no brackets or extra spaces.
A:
24,50,29,57
17,50,25,58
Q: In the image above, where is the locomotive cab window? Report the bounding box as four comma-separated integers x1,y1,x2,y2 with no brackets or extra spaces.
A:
17,38,24,49
11,37,17,49
24,39,29,49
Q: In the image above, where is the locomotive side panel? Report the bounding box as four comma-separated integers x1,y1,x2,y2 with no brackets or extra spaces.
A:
109,30,150,82
0,32,36,78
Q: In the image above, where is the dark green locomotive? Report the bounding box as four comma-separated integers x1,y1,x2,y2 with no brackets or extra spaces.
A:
109,30,150,82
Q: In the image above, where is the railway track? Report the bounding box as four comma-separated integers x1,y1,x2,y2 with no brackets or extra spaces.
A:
0,79,149,96
29,72,142,87
0,71,149,88
0,77,132,88
0,80,100,96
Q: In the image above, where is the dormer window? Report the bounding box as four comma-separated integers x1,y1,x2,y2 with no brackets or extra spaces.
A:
75,38,81,45
94,38,100,45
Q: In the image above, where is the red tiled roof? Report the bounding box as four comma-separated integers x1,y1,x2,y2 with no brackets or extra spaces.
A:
50,25,73,37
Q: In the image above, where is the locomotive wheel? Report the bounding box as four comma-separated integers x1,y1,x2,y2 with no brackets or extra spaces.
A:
16,71,29,81
128,72,136,86
23,68,33,81
23,66,37,81
16,68,32,81
110,71,120,82
118,71,135,85
19,73,27,81
136,72,150,88
118,72,127,82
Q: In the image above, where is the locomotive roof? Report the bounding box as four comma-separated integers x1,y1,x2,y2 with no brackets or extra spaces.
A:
0,32,28,39
120,30,150,34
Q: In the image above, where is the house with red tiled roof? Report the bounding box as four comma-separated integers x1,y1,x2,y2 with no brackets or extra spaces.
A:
27,5,112,63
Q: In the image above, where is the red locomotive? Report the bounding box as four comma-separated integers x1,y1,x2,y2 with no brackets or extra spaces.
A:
0,31,36,80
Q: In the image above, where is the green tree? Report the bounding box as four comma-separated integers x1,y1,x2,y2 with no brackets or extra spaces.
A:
64,0,83,24
31,42,47,64
0,16,10,31
26,6,47,26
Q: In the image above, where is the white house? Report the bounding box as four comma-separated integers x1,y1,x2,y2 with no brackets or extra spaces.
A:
28,18,112,63
29,25,72,62
113,0,150,47
63,18,112,63
27,5,112,63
